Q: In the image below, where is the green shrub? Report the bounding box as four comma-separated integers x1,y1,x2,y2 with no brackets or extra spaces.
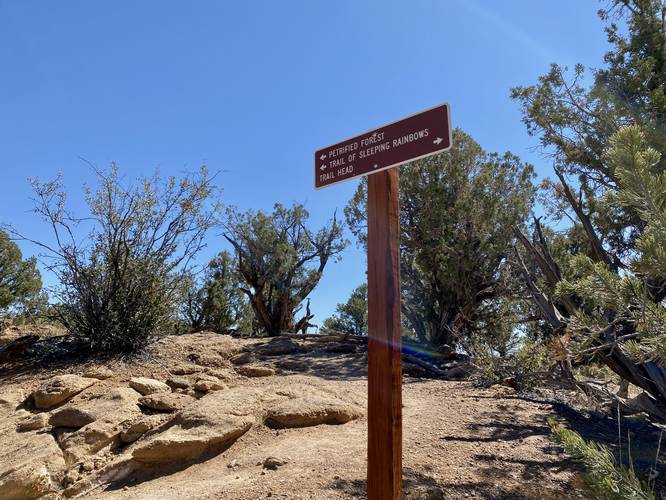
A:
548,418,654,500
6,165,221,353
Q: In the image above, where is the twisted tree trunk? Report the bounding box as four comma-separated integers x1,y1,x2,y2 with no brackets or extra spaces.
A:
514,218,666,421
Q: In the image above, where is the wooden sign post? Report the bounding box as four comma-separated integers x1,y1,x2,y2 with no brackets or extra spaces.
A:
314,104,451,499
367,167,402,499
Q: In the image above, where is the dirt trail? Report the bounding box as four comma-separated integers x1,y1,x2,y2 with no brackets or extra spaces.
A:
87,378,582,499
1,333,584,499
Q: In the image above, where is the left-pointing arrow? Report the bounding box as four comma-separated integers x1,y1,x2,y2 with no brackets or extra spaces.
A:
319,154,327,161
320,165,326,171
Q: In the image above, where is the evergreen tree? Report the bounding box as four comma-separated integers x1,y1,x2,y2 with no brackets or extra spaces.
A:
223,203,346,336
182,251,246,333
512,0,666,418
323,284,367,335
345,129,535,351
0,230,42,316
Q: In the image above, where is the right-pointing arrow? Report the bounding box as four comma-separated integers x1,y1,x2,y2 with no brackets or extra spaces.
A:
433,137,443,145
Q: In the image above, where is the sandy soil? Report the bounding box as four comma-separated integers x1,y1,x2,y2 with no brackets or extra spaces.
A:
1,333,592,499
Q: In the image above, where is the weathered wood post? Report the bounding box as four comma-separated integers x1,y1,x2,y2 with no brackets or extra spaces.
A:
366,168,402,500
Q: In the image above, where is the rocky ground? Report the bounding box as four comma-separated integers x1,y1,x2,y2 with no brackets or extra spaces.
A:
0,332,605,499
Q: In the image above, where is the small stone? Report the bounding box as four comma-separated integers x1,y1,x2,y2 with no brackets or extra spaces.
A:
263,456,288,470
230,352,254,365
170,365,201,375
194,377,227,392
166,377,190,389
235,365,275,378
16,413,48,432
81,461,94,472
82,367,113,380
227,459,237,468
129,377,170,396
64,469,79,485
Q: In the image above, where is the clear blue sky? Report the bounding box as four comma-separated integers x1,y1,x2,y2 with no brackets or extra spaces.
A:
0,1,608,326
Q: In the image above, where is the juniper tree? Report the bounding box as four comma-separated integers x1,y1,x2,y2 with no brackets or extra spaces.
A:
223,203,346,337
323,283,368,336
345,129,535,352
512,0,666,418
181,250,246,333
0,230,42,316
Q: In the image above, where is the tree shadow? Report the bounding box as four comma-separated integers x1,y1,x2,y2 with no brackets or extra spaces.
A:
328,467,444,499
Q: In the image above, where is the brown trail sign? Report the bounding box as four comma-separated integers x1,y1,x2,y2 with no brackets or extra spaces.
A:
314,103,451,189
314,103,451,500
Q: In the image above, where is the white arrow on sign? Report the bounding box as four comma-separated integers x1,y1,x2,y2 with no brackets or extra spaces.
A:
319,154,327,161
433,137,443,145
320,165,326,171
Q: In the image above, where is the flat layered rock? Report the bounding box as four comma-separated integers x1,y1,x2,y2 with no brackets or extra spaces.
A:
265,386,363,428
129,377,170,396
54,388,143,465
31,375,96,410
0,429,66,500
132,418,251,463
16,413,47,432
49,387,141,429
138,392,196,412
131,388,259,465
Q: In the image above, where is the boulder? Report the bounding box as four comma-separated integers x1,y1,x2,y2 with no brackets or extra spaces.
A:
128,377,170,396
255,337,301,356
235,365,275,378
49,407,97,428
265,386,363,428
138,392,195,412
31,375,96,410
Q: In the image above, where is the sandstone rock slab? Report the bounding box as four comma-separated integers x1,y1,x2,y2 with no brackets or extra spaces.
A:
128,377,170,396
138,392,195,412
31,375,96,410
265,386,362,428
